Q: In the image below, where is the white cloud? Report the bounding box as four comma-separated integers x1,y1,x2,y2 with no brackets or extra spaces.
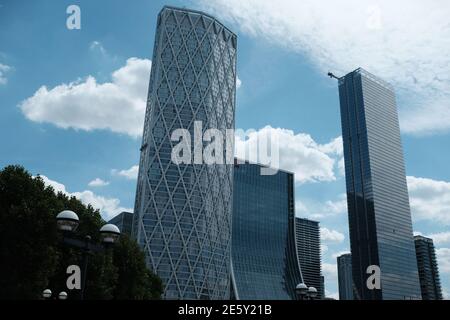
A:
426,232,450,245
295,200,308,215
325,290,339,300
89,41,107,55
322,195,348,217
337,158,345,177
321,227,345,243
112,165,139,180
236,76,242,89
321,244,328,254
443,289,450,300
39,175,66,194
109,126,342,184
19,57,151,137
317,136,343,156
38,175,131,221
71,191,130,221
322,263,337,281
88,178,109,187
0,63,11,85
235,126,342,183
197,0,450,135
297,193,347,220
322,263,339,299
320,136,345,177
331,251,351,259
436,248,450,274
407,176,450,225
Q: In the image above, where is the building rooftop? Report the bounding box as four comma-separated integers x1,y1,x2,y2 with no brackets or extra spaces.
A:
296,217,320,225
414,235,434,243
160,5,237,38
338,67,394,91
234,157,295,175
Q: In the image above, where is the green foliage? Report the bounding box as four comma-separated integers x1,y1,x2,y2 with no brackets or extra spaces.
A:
113,235,163,299
0,165,162,300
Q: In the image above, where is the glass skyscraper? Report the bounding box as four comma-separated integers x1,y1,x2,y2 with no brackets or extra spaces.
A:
295,218,323,299
414,235,443,300
133,6,236,299
108,211,133,236
337,68,421,300
337,253,354,300
231,160,302,299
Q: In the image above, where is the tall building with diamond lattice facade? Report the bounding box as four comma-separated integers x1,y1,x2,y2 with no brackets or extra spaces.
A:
132,6,237,299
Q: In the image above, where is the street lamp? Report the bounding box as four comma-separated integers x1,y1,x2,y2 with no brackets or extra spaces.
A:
99,224,121,244
42,289,68,300
42,289,52,299
308,286,318,300
56,210,79,232
296,283,308,300
55,210,121,300
58,291,68,300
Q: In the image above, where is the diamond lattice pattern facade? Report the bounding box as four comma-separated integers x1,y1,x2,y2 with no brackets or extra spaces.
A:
133,6,237,299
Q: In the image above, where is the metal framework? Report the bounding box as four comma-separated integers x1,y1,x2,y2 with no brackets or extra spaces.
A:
133,6,237,300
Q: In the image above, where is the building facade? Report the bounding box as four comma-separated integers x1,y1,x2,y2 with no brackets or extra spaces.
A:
108,211,133,236
337,68,421,300
231,160,302,299
337,253,353,300
295,218,323,299
133,6,237,299
320,275,325,299
414,235,443,300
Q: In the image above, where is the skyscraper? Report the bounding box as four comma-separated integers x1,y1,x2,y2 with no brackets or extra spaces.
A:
320,275,325,299
295,217,323,299
337,253,353,300
108,211,133,236
133,6,237,299
414,235,443,300
231,160,302,299
337,68,421,300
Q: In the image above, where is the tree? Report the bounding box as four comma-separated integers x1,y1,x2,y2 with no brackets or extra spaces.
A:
0,165,162,300
113,235,163,299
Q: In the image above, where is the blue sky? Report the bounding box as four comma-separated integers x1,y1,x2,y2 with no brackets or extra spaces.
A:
1,0,450,299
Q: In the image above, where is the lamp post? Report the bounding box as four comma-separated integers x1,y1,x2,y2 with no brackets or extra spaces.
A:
42,289,69,300
58,291,68,300
99,224,121,244
296,283,318,300
56,210,80,232
42,289,52,300
308,286,318,300
55,210,120,300
296,283,308,300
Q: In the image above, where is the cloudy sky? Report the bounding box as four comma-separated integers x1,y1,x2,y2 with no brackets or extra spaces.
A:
1,0,449,299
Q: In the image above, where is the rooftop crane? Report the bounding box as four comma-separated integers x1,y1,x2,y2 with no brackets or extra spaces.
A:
327,72,340,80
